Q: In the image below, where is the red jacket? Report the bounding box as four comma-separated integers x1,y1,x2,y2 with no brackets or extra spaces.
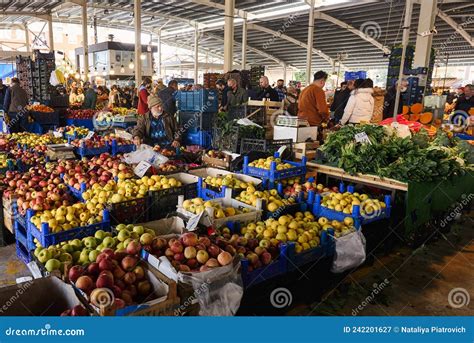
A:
137,87,149,115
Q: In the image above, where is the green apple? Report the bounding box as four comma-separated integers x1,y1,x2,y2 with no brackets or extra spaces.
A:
83,237,97,249
45,259,61,272
130,232,139,240
102,237,115,249
96,243,104,251
116,224,127,231
70,239,83,251
34,247,43,257
59,253,73,263
94,230,106,241
37,249,52,263
123,238,132,248
126,224,134,231
117,230,131,242
62,244,74,253
79,249,91,264
89,250,100,262
116,242,124,250
47,247,61,259
133,226,144,235
145,228,155,236
104,232,113,237
72,251,81,263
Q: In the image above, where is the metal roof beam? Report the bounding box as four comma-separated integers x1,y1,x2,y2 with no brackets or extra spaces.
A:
437,9,473,47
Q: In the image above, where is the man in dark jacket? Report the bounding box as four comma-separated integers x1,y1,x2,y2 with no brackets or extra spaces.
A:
216,79,229,111
0,79,8,112
82,82,97,109
3,78,28,132
132,94,181,148
330,80,354,122
383,79,408,119
254,76,279,101
455,84,473,113
158,80,178,116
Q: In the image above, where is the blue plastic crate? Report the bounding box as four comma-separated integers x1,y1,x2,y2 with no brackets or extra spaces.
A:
110,139,136,156
12,202,28,228
0,159,15,173
242,153,307,187
66,118,95,130
177,89,218,112
107,197,150,225
75,141,110,158
241,244,289,289
16,241,32,264
196,177,245,200
112,121,136,129
26,209,111,248
454,133,474,141
286,230,334,271
14,220,35,251
310,185,392,227
183,130,212,148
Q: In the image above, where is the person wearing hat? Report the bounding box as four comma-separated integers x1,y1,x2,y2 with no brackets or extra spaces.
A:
82,82,97,109
132,93,181,148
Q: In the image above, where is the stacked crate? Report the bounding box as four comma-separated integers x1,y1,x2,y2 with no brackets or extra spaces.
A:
250,66,265,89
203,73,222,89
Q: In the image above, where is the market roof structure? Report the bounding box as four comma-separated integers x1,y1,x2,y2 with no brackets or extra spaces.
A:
0,0,473,70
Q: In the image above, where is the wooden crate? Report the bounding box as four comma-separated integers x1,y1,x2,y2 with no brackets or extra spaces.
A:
3,206,14,234
294,142,319,160
202,154,232,170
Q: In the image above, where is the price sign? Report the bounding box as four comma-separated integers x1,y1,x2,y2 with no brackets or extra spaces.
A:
186,211,205,231
354,132,371,144
134,160,152,177
84,131,95,140
53,131,63,138
115,129,133,141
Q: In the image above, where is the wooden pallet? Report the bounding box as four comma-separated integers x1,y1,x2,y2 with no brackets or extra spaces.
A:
294,142,319,160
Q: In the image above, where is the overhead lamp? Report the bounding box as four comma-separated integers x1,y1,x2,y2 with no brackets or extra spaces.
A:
120,65,125,73
129,60,134,69
87,72,92,78
102,67,107,76
140,53,146,60
93,67,98,76
75,71,80,79
110,68,115,75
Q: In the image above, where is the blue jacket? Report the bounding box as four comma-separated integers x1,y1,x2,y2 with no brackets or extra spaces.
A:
158,87,177,115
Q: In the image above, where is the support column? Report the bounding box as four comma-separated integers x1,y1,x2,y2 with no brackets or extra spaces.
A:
157,29,162,78
93,16,98,44
81,2,89,81
241,17,247,70
305,0,315,85
24,23,30,53
394,0,413,119
413,0,437,86
283,63,287,84
48,15,54,52
194,25,199,84
134,0,142,85
223,0,235,72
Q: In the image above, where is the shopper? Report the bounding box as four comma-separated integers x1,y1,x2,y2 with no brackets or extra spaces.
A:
108,85,122,108
3,78,28,133
225,78,248,110
330,80,354,122
383,79,408,119
297,71,329,126
216,79,229,111
96,86,109,110
158,79,178,116
254,76,279,101
69,87,81,107
454,84,473,113
82,82,97,109
156,79,166,92
340,78,375,125
132,94,181,148
274,79,287,101
137,77,152,115
0,79,8,112
284,86,298,116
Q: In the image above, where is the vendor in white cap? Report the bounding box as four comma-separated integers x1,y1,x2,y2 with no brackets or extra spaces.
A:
132,94,181,148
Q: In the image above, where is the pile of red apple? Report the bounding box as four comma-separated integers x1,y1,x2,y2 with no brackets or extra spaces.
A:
148,232,234,273
9,148,46,166
283,181,339,200
153,145,176,157
59,154,134,190
70,135,108,149
103,134,134,146
2,168,74,215
69,248,154,311
213,228,276,272
0,136,16,152
67,109,97,119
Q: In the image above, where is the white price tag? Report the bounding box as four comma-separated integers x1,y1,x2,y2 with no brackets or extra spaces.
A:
186,211,205,231
84,131,95,140
134,160,152,177
354,132,371,144
115,129,133,141
53,131,63,138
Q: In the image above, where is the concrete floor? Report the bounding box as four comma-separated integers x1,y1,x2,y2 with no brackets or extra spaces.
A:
0,244,31,287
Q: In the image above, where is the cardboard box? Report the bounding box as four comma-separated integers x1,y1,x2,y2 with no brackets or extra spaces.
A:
3,206,13,234
0,276,82,316
189,167,262,186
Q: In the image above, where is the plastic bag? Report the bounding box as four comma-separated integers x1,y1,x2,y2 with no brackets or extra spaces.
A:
331,230,366,273
178,258,243,316
123,144,169,167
